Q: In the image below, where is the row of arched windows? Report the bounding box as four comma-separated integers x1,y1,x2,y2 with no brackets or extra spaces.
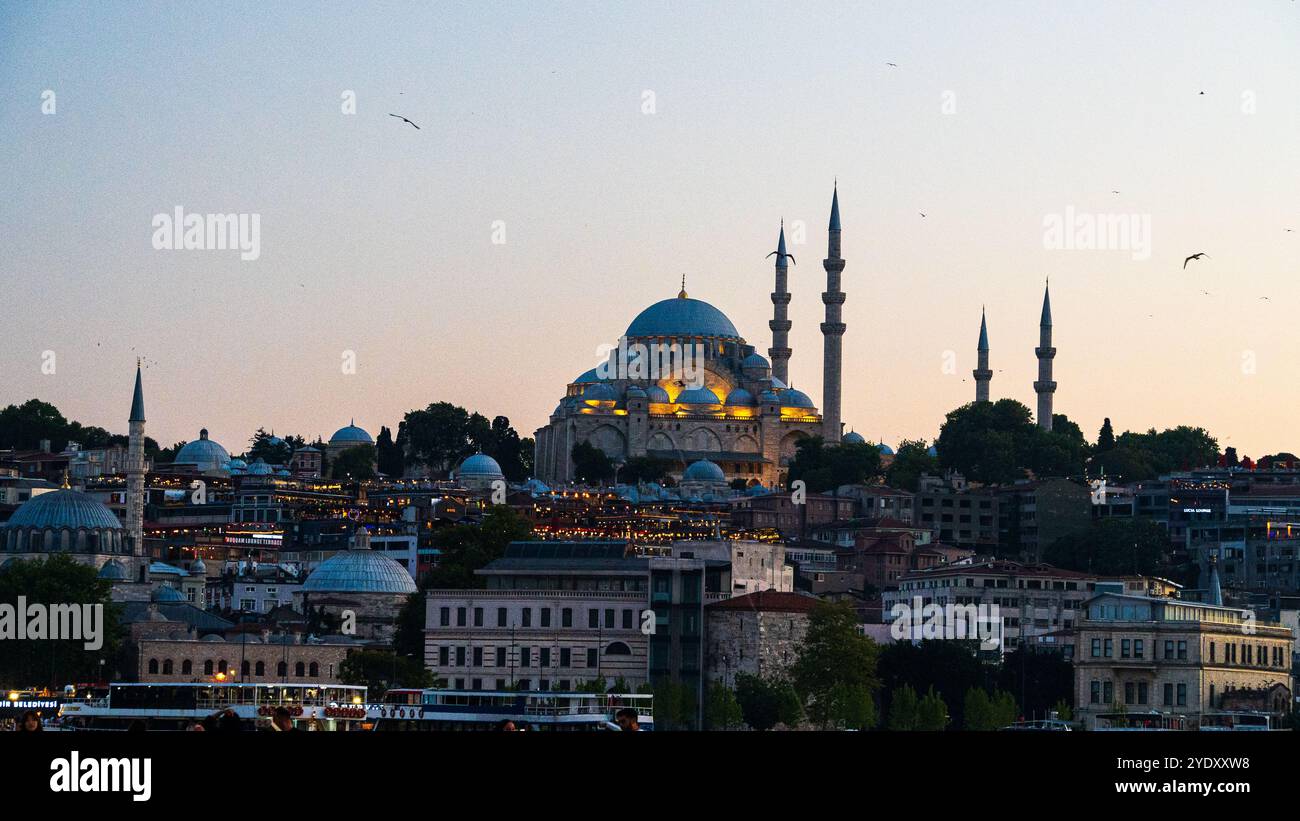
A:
146,658,322,678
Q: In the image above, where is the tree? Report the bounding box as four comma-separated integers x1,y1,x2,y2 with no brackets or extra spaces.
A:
338,649,433,696
247,428,296,464
877,639,989,729
331,444,376,481
705,682,744,730
885,439,939,491
571,441,614,484
0,555,123,687
421,505,532,589
936,400,1088,484
887,684,919,730
990,689,1019,728
996,649,1075,721
787,437,882,493
1096,418,1115,452
790,600,881,728
1042,517,1168,576
963,687,994,730
392,591,426,665
915,686,949,731
376,426,404,477
735,673,800,731
1052,699,1072,722
399,402,473,477
620,456,674,485
646,678,696,730
827,682,877,730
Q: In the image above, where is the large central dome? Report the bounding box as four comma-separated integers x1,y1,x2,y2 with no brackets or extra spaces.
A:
625,296,740,340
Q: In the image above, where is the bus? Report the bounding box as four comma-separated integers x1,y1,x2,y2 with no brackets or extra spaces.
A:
368,689,654,731
56,682,369,731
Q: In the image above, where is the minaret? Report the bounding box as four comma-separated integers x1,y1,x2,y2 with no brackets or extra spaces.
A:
126,361,147,580
973,307,992,403
1034,281,1056,430
821,184,845,443
768,221,793,384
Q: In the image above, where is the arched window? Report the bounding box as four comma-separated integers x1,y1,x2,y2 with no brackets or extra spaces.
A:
309,662,319,678
294,661,305,677
604,641,632,656
147,658,159,675
182,660,193,675
241,660,251,677
204,660,213,675
255,661,265,677
277,661,288,677
218,659,228,674
162,659,173,675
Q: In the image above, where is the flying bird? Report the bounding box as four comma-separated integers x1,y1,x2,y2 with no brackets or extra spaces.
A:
885,62,898,67
919,212,927,218
1183,252,1209,269
766,249,796,265
388,113,420,129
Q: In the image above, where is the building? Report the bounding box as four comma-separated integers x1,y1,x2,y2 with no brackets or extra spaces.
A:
295,527,417,642
326,420,373,463
534,188,849,490
729,490,855,537
171,429,232,473
706,590,816,687
914,472,1000,550
996,478,1092,562
1074,588,1293,729
669,539,793,595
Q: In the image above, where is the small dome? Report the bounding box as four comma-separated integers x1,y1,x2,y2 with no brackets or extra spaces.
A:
201,634,226,642
174,429,231,471
676,386,721,405
247,458,273,475
582,383,618,401
227,458,247,470
151,585,187,603
3,488,123,531
758,389,781,404
189,557,207,574
745,484,771,497
522,478,551,494
842,431,866,445
301,549,418,595
572,368,604,384
877,443,895,456
927,445,938,458
682,459,726,484
645,386,671,404
330,422,373,445
724,388,756,406
625,385,647,399
98,559,128,580
457,453,504,478
740,352,770,370
780,389,815,409
275,468,292,477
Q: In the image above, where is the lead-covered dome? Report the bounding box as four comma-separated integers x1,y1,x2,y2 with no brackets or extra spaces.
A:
780,389,815,408
626,296,740,340
842,431,866,445
683,459,726,483
676,386,722,405
301,548,417,595
330,421,373,446
174,429,231,471
4,488,122,531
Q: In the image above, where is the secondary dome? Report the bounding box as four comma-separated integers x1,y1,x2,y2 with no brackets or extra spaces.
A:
174,429,231,471
626,296,740,340
582,383,618,401
676,386,722,405
877,443,895,455
330,421,373,445
457,453,504,477
682,459,726,484
645,386,671,404
301,548,418,595
740,352,770,370
3,488,122,531
724,388,756,406
780,389,815,408
842,431,866,445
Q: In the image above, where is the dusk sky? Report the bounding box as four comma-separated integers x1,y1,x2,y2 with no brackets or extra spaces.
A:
2,2,1297,457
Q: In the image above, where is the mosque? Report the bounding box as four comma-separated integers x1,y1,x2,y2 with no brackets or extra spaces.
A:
534,186,850,489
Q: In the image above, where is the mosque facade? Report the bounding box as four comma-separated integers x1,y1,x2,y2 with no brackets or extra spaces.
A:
534,187,848,489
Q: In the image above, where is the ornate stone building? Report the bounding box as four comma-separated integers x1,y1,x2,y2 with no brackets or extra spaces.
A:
534,188,847,488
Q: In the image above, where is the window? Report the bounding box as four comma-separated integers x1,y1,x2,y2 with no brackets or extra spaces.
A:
473,647,483,666
562,608,573,628
1176,641,1187,660
440,607,450,627
294,662,305,677
586,648,598,668
1137,682,1148,705
277,661,288,677
1090,681,1101,704
522,609,532,628
1124,682,1135,704
604,609,615,629
439,646,449,666
1121,640,1131,659
496,647,506,667
1134,639,1144,659
309,662,319,677
255,661,265,676
457,607,467,627
560,648,571,667
541,648,551,667
1163,683,1173,706
474,607,483,627
588,609,599,629
1164,640,1174,659
148,658,159,675
1176,683,1187,706
1091,638,1101,657
1103,681,1113,704
497,607,507,627
520,647,530,668
1103,639,1113,658
455,647,466,666
622,609,633,630
182,660,192,675
541,608,551,628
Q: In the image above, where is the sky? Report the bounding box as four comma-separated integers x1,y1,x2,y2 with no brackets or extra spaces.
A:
1,1,1298,458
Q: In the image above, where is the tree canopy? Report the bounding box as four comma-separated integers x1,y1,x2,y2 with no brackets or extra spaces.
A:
790,600,881,728
786,436,882,493
397,402,533,480
935,400,1088,484
885,438,939,491
1042,517,1168,576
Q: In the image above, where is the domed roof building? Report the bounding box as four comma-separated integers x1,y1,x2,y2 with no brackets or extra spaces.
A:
1,485,128,562
877,442,895,456
678,458,731,498
454,452,506,492
173,429,231,472
295,527,417,642
327,420,374,462
842,431,866,445
534,220,852,488
246,458,273,476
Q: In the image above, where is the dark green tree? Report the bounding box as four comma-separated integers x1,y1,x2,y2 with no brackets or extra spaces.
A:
421,506,533,589
1096,418,1115,452
887,684,919,730
1042,518,1168,576
885,439,939,491
375,426,404,477
704,681,744,730
571,441,614,484
735,673,800,731
790,600,881,728
331,444,377,481
915,686,950,730
338,649,433,696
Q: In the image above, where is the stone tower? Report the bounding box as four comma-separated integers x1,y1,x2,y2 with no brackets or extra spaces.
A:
820,184,845,444
973,307,992,403
1034,281,1056,431
127,362,148,580
768,221,793,385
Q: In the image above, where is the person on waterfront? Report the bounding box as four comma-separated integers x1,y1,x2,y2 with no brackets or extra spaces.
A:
496,719,518,731
615,708,640,731
268,707,298,732
217,708,244,732
16,711,42,732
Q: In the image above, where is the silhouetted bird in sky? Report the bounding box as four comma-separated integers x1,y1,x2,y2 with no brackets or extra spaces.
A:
766,249,796,265
1183,252,1209,269
919,212,926,218
388,113,420,129
885,62,898,67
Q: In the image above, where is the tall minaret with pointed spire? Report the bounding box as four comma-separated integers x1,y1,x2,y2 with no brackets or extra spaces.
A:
1034,281,1056,430
973,307,992,403
821,184,846,443
126,361,147,579
768,221,793,385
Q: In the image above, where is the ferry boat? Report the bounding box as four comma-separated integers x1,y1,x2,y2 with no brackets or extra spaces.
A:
55,682,369,731
368,689,654,731
1092,710,1282,731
